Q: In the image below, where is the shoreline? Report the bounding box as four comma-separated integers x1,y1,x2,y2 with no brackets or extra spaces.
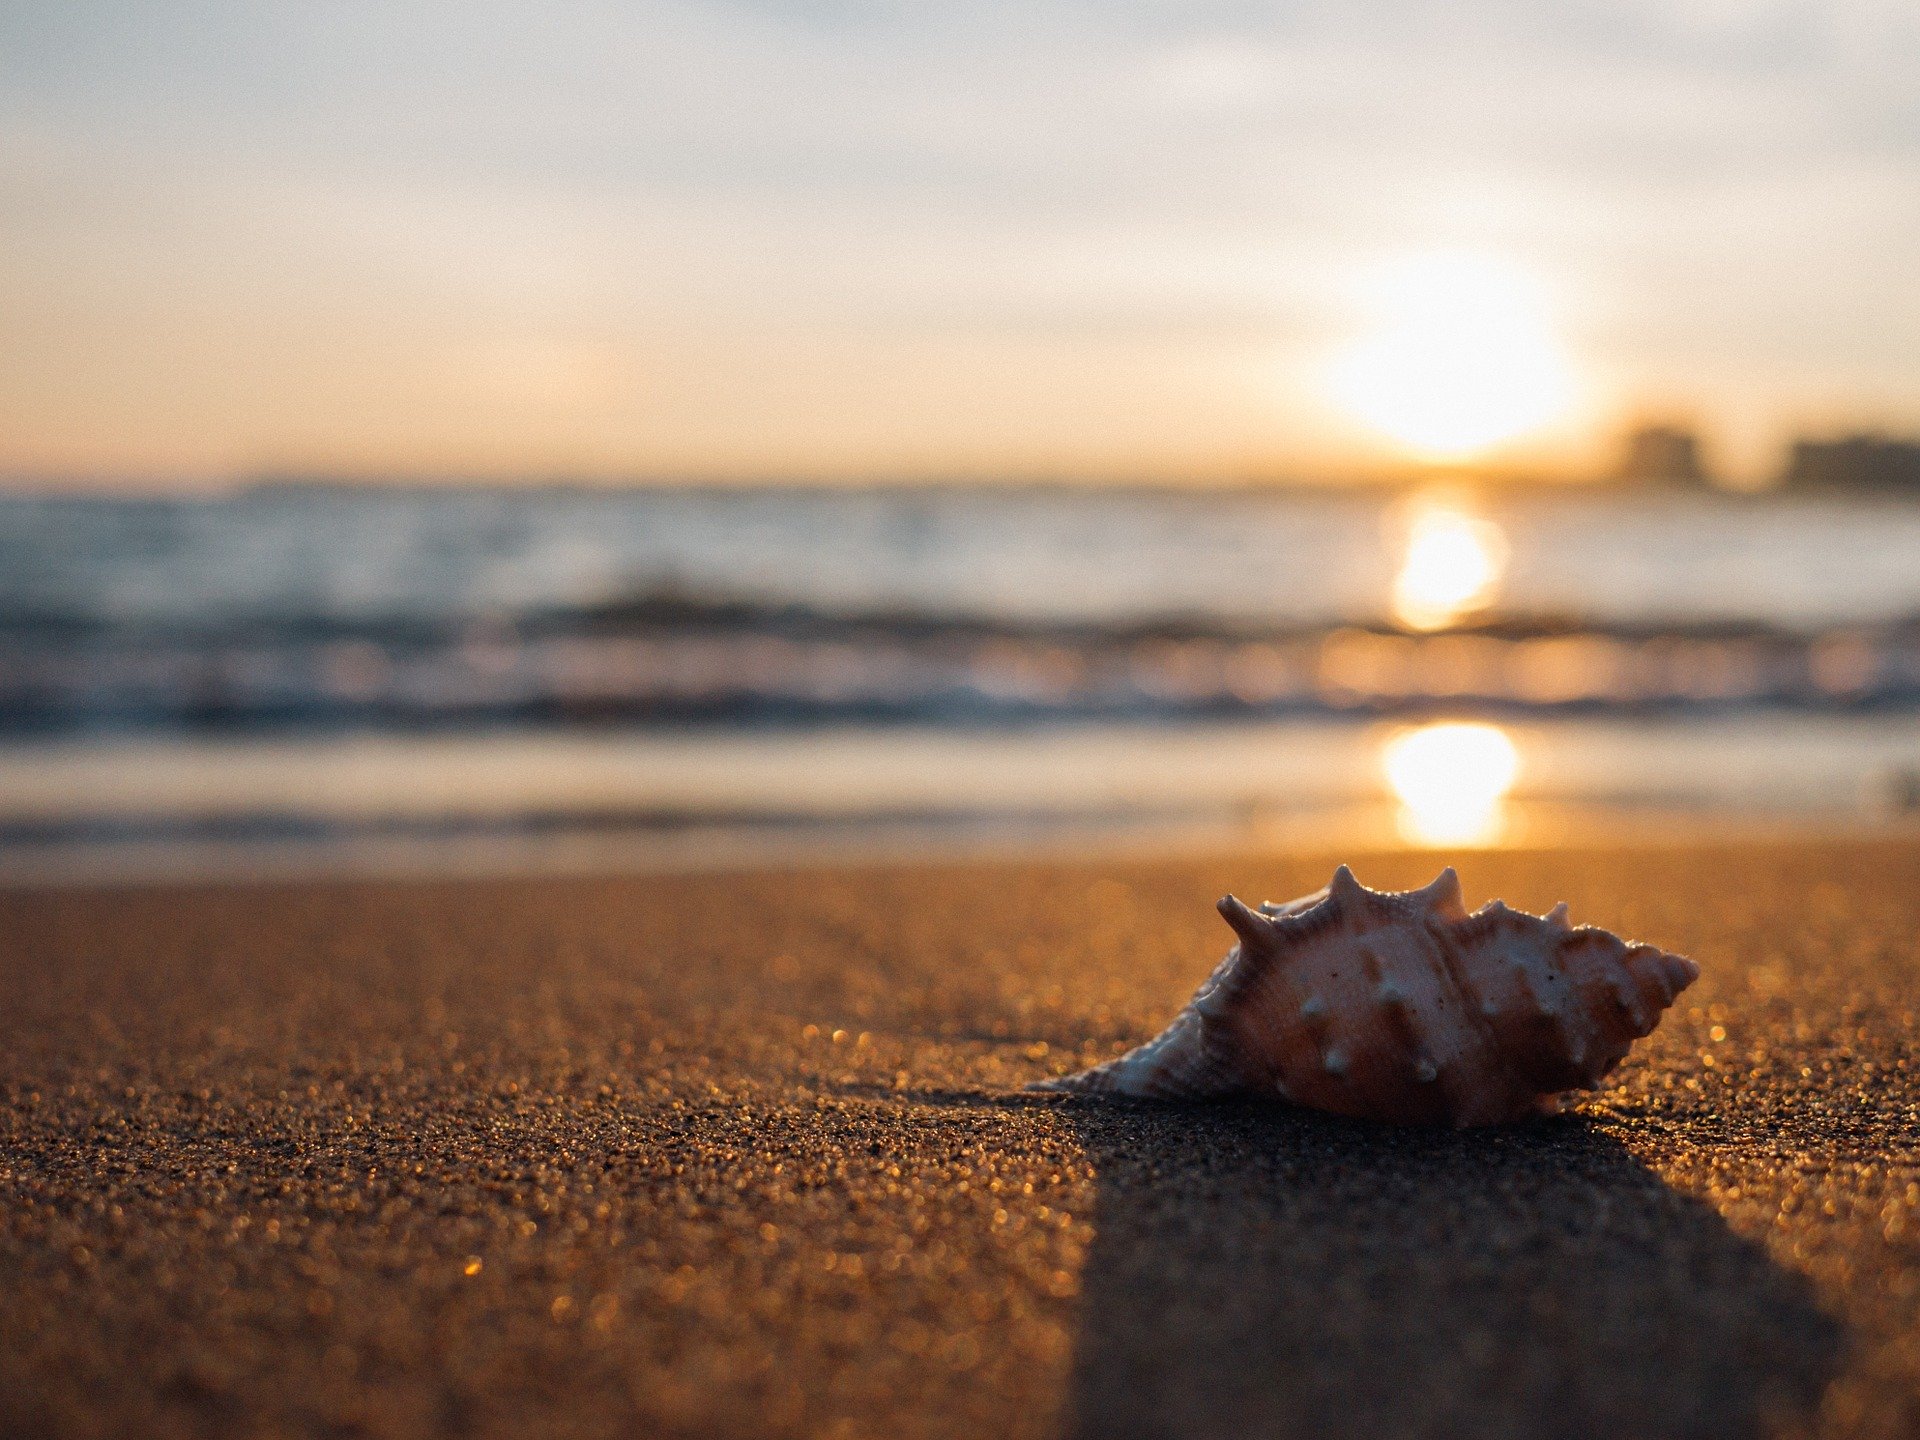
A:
9,803,1920,892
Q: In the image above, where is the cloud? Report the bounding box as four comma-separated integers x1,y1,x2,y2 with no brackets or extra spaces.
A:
1,0,1917,480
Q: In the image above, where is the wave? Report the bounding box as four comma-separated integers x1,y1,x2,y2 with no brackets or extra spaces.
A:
6,588,1920,735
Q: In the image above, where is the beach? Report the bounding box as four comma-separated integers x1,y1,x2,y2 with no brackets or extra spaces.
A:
4,838,1918,1439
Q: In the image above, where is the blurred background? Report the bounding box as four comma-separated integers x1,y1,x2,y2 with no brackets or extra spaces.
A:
5,2,1920,878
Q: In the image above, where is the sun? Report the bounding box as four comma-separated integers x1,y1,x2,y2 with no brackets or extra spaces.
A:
1325,252,1578,461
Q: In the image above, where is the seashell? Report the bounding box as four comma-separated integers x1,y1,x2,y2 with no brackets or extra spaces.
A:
1031,865,1698,1127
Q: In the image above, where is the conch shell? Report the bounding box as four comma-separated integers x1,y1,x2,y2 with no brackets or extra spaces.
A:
1032,866,1698,1127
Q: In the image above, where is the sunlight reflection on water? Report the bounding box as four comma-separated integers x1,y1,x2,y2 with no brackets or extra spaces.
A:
1382,721,1520,846
1391,496,1510,631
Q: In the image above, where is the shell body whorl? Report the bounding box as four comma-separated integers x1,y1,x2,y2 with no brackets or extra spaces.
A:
1032,866,1698,1127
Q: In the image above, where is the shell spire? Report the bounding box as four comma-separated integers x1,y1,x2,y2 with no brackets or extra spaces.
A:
1030,867,1699,1127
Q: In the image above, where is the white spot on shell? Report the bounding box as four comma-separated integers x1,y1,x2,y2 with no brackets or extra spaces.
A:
1413,1058,1439,1083
1300,995,1327,1021
1322,1047,1349,1076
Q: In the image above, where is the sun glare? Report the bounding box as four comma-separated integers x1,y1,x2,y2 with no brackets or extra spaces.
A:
1382,721,1520,846
1326,252,1578,461
1391,497,1509,630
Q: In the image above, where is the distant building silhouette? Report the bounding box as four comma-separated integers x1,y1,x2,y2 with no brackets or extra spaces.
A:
1615,424,1709,485
1783,433,1920,492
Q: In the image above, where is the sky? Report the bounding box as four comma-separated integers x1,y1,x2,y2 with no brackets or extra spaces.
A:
2,1,1918,487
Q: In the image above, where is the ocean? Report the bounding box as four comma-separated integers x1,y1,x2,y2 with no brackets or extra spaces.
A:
5,482,1919,877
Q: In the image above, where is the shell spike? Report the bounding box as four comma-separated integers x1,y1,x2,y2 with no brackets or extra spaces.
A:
1416,867,1467,921
1217,895,1274,948
1328,865,1366,905
1545,901,1572,931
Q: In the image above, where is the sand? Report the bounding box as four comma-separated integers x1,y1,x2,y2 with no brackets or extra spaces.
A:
3,840,1918,1439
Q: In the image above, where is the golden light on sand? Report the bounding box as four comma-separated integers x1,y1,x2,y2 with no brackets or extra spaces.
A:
1391,497,1509,630
1326,252,1577,460
1382,721,1519,846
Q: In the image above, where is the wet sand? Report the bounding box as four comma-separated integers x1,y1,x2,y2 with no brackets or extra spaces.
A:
3,841,1917,1438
